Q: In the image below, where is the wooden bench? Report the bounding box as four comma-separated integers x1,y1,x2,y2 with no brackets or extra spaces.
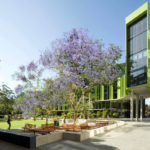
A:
29,128,51,135
23,124,54,135
96,121,109,127
57,124,77,131
22,124,36,132
41,124,55,131
80,123,90,130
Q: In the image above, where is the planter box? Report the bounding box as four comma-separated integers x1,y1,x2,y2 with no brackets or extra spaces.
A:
36,132,63,147
0,129,36,148
0,121,125,148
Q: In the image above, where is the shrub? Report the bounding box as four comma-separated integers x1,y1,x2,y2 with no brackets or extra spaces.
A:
96,111,102,117
67,112,74,118
112,112,118,118
61,112,67,118
109,111,113,117
89,112,96,118
102,110,108,118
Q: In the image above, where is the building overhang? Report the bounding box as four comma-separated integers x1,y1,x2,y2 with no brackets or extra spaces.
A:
125,2,148,25
95,95,131,102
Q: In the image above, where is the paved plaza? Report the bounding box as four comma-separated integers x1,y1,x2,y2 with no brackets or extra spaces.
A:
0,121,150,150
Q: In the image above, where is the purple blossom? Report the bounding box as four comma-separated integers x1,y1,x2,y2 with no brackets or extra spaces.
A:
17,74,27,82
27,62,37,72
21,76,27,82
14,28,122,120
37,69,43,76
40,50,53,67
15,84,23,94
28,74,35,80
19,65,25,72
41,28,122,88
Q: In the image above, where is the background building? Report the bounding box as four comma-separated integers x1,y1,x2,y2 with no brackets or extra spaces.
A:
57,2,150,120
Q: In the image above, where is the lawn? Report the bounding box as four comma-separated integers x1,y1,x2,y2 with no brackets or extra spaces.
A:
0,118,52,129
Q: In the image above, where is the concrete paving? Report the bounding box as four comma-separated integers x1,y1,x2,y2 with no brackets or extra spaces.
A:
82,121,150,150
37,121,150,150
1,121,150,150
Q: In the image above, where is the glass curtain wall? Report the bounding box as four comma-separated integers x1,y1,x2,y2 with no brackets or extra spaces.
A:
127,15,147,87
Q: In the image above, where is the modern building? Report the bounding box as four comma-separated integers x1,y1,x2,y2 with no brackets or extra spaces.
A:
125,1,150,121
58,2,150,121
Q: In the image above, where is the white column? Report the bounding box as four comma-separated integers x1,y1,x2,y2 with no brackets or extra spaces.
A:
140,99,143,121
136,99,139,121
130,97,134,121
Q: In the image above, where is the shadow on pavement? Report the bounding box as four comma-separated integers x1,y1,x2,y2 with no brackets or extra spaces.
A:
132,124,150,128
37,139,119,150
0,140,35,150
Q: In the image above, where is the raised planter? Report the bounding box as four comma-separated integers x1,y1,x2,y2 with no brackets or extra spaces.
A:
36,132,63,147
36,121,125,147
0,129,36,148
0,121,125,148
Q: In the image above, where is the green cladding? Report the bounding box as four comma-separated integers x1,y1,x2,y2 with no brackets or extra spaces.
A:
92,74,126,101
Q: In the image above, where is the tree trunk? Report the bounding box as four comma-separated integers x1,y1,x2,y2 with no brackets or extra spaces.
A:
46,115,49,124
73,111,77,124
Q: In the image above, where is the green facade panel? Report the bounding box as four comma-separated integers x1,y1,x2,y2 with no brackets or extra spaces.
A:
100,85,104,100
94,86,97,101
92,74,126,101
109,84,113,99
117,78,121,98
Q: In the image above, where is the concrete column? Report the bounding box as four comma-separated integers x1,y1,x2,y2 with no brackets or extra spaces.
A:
121,101,123,117
140,99,143,121
110,101,112,111
130,97,134,121
136,99,139,121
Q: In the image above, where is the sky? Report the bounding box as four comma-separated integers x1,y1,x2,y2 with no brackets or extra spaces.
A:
0,0,150,103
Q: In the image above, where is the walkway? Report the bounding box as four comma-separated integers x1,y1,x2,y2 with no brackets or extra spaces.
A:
0,121,150,150
37,121,150,150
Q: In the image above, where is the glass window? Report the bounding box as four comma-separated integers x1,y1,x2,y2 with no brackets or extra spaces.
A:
127,15,147,87
138,52,142,59
143,50,147,57
133,54,137,60
132,24,136,37
143,17,147,31
142,32,147,50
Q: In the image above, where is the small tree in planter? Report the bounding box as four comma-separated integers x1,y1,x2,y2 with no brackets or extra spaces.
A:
40,28,122,123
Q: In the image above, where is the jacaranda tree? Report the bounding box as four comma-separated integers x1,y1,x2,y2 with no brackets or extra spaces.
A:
40,28,122,123
14,61,65,124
